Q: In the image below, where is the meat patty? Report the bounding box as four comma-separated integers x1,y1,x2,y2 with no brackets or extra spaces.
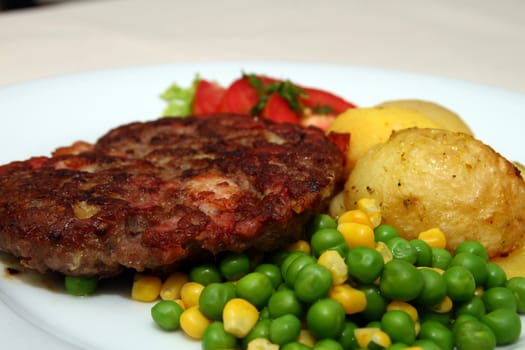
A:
0,114,344,277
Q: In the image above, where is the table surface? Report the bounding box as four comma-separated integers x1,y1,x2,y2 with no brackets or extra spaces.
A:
0,1,524,348
1,0,525,94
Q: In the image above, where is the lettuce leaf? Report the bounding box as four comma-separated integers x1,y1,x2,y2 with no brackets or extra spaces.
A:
160,75,199,117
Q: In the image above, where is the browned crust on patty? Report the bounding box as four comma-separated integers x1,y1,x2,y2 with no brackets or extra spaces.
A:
0,115,344,277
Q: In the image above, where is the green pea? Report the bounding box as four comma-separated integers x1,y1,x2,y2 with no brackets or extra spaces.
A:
388,343,409,350
294,263,332,303
450,252,488,286
410,239,433,267
419,320,454,350
419,309,451,327
357,284,388,321
306,298,345,340
283,254,316,287
386,237,418,264
453,319,496,350
189,264,222,285
413,339,442,350
64,276,98,296
451,314,478,334
454,241,489,261
308,214,337,238
443,266,476,302
455,296,486,319
485,262,507,288
313,338,344,350
219,252,250,280
482,286,518,312
280,251,308,282
506,276,525,313
337,321,359,350
346,246,384,284
150,300,184,331
243,319,271,348
431,248,452,270
310,228,348,258
416,268,447,306
259,307,271,320
481,308,522,346
380,259,423,301
381,310,416,345
255,263,283,288
268,289,304,318
266,249,290,267
366,320,382,329
235,272,274,309
199,282,236,320
201,321,238,350
269,314,302,345
281,342,312,350
374,224,399,243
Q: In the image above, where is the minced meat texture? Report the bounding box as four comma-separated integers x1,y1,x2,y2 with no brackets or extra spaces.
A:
0,114,344,277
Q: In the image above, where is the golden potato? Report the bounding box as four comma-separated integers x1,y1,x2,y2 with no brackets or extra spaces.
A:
327,107,439,176
343,128,525,258
377,99,473,135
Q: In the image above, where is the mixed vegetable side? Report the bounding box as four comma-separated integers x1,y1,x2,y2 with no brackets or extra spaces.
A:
59,73,525,350
121,197,524,350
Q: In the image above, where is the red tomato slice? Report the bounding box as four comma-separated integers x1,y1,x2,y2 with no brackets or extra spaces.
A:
217,77,260,114
191,79,225,115
262,93,301,124
299,87,356,114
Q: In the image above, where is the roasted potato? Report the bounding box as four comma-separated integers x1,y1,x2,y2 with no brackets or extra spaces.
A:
377,99,473,135
343,128,525,258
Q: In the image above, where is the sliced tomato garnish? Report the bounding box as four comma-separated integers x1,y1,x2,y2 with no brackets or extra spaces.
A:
217,77,260,114
300,87,356,114
262,93,301,124
191,79,226,115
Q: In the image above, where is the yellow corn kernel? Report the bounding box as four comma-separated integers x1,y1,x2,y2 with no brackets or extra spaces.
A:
338,222,375,248
338,209,374,227
376,241,393,264
328,284,367,314
223,298,259,338
317,250,348,285
370,330,392,349
180,281,204,308
357,198,382,228
387,301,419,322
297,329,316,347
174,298,186,310
418,228,447,249
354,327,381,349
179,305,211,339
160,272,189,301
288,240,311,255
404,347,424,350
131,274,162,302
247,338,279,350
414,320,421,336
432,295,453,313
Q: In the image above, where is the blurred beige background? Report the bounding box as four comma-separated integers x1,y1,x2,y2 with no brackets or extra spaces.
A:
1,0,524,93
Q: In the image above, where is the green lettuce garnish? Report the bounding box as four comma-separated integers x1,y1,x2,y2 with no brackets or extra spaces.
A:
160,75,199,117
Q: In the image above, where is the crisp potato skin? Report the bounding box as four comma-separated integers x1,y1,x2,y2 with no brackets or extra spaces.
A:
343,128,525,257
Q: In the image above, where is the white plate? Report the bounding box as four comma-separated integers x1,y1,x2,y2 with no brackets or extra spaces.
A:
0,62,523,349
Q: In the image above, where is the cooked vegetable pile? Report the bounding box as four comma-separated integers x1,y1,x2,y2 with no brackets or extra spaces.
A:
126,198,524,350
